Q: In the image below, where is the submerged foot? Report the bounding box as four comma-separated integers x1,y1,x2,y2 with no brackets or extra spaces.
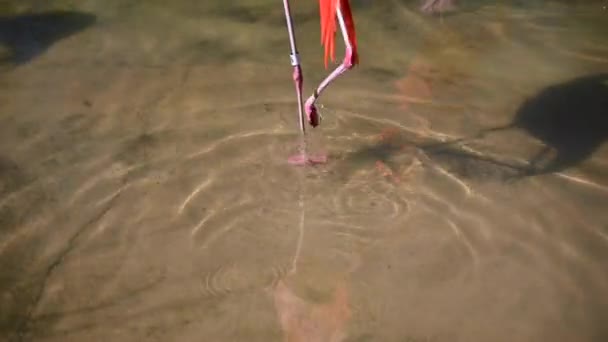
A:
420,0,457,15
288,152,328,166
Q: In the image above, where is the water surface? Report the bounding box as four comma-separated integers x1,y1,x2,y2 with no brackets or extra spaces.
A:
1,1,607,341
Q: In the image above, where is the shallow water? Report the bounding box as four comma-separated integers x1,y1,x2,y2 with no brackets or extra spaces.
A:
1,1,607,341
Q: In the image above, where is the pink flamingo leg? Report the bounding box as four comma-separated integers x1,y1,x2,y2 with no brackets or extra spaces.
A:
282,0,328,166
282,0,306,134
282,0,309,165
305,4,358,127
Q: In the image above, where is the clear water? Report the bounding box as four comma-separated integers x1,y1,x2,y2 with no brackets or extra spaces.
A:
1,1,607,341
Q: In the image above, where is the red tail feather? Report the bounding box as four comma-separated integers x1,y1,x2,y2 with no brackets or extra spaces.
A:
319,0,358,69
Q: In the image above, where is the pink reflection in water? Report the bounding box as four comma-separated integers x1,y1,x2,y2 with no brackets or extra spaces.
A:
273,279,351,342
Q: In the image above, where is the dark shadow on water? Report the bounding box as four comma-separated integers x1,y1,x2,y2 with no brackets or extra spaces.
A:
343,73,607,183
0,10,96,65
343,135,526,183
421,144,525,181
482,73,608,177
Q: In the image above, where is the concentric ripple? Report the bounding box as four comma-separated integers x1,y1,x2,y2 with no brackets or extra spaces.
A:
162,104,319,297
329,171,411,225
167,100,431,297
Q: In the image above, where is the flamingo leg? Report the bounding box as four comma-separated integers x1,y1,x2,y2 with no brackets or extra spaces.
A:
305,1,357,127
282,0,307,135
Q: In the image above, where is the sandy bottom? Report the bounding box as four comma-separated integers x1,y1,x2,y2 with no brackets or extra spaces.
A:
1,1,608,341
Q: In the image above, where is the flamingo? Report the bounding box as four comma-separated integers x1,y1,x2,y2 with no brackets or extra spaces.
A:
282,0,358,165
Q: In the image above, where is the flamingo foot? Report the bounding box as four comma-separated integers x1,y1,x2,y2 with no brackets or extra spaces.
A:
288,152,328,166
304,98,321,128
420,0,457,15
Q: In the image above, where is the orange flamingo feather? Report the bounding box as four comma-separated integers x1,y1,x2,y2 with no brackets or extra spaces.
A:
319,0,358,69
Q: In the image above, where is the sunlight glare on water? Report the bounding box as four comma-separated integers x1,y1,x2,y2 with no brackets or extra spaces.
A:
1,0,607,341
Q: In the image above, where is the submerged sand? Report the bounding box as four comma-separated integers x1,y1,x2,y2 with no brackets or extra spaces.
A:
1,1,608,341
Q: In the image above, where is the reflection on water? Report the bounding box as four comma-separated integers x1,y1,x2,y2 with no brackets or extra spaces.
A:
1,1,607,342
